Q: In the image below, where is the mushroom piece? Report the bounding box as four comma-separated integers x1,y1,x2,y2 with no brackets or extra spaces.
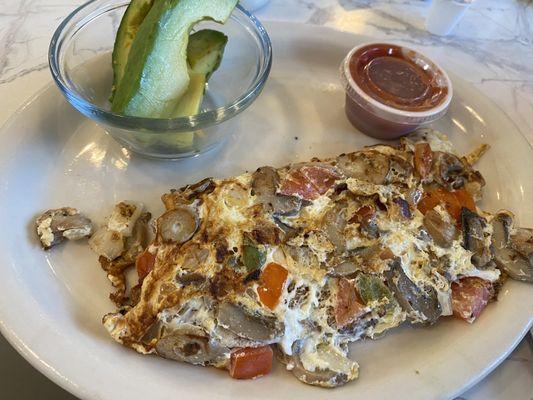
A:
289,341,358,388
162,178,216,209
336,151,389,184
252,166,302,216
97,211,151,307
511,228,533,264
491,212,533,282
385,260,441,324
432,151,466,190
216,302,284,343
423,209,456,248
36,207,93,249
155,324,228,366
273,216,300,241
384,155,413,185
461,208,492,267
182,178,216,201
157,207,198,244
323,204,348,253
328,261,358,278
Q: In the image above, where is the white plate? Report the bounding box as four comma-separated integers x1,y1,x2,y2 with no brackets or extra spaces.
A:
0,22,531,400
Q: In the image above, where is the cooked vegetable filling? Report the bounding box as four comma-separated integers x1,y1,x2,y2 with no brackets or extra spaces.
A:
91,130,532,387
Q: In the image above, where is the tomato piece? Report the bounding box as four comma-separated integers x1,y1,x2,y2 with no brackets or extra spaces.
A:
335,278,365,327
418,188,459,218
136,249,156,280
414,143,433,178
279,169,318,200
453,188,476,213
418,188,475,223
258,262,288,310
229,346,273,379
280,166,339,200
300,166,339,195
451,277,491,323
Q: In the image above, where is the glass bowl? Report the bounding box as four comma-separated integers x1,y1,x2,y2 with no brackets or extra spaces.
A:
49,0,272,159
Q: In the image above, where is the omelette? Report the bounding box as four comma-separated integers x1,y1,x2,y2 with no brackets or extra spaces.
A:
41,130,531,387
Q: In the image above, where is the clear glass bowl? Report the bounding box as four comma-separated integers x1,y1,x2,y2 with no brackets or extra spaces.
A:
49,0,272,159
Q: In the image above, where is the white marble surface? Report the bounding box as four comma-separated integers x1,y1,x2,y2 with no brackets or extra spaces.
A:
0,0,531,399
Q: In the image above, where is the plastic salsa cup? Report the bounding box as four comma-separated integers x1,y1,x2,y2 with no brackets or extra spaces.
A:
340,43,453,140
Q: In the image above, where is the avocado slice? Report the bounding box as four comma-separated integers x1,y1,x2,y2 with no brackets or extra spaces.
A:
111,0,155,102
111,0,238,118
173,29,228,117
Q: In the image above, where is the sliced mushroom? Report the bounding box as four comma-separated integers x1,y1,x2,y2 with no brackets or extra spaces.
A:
384,155,413,185
511,228,533,262
461,208,492,267
491,212,533,282
336,151,389,184
182,178,216,200
385,260,441,324
97,212,151,307
252,166,302,216
328,261,358,278
156,324,228,366
289,341,358,388
157,207,198,244
273,216,300,241
423,209,456,248
433,151,466,190
252,166,278,198
216,302,283,343
323,204,348,253
36,207,93,249
464,170,486,201
251,223,282,245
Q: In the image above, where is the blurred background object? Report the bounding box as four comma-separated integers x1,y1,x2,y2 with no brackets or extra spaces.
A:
240,0,270,12
426,0,475,36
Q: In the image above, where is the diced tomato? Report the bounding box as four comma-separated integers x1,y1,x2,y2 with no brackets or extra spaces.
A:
136,249,156,280
453,188,476,213
335,278,365,328
451,277,492,323
279,169,317,199
280,166,339,200
418,188,475,223
301,166,339,194
414,143,433,179
229,346,273,379
257,262,288,310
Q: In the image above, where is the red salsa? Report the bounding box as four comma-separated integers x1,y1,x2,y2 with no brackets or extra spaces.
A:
349,44,448,111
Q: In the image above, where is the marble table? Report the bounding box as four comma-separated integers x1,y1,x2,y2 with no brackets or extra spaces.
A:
0,0,531,399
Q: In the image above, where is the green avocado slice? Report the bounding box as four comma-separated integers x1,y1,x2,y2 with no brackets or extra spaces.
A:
111,0,238,118
173,29,228,117
111,0,155,102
